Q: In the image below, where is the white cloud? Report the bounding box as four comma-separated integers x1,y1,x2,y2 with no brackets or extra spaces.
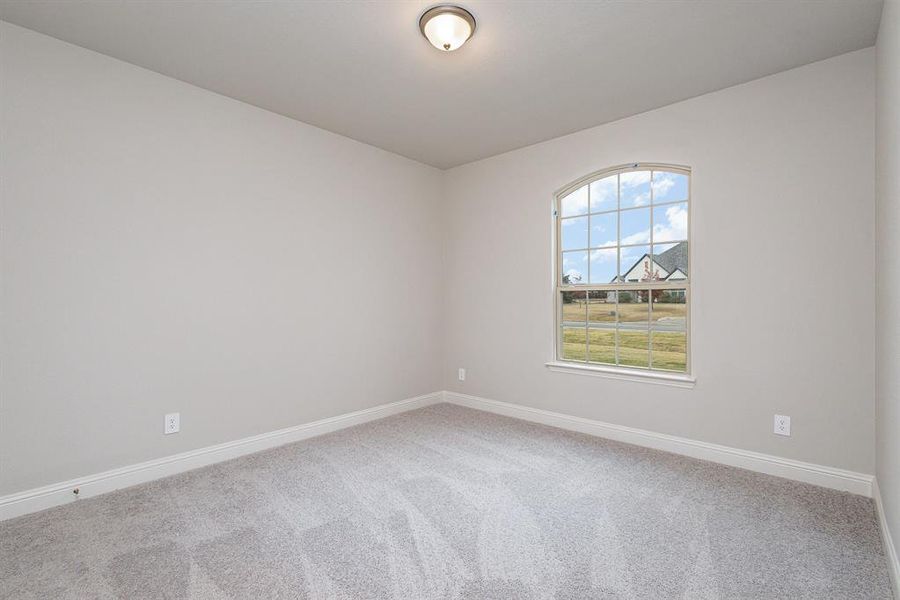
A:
562,216,586,227
594,227,649,248
632,193,650,207
652,176,674,198
590,247,616,263
593,203,686,248
590,176,617,209
620,171,651,206
564,268,584,283
620,230,650,246
560,186,589,217
653,204,687,242
620,171,650,187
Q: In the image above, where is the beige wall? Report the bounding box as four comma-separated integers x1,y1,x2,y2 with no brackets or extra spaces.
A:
0,23,443,495
0,19,883,500
876,0,900,569
442,49,876,473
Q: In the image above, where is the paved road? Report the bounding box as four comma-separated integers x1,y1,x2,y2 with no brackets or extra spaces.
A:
562,319,685,332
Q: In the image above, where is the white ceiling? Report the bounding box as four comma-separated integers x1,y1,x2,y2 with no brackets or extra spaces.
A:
0,0,884,169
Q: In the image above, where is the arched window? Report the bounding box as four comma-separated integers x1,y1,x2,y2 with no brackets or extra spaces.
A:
555,163,690,375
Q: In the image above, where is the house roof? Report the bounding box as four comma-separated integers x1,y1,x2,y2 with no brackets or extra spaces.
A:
614,241,688,282
654,242,688,276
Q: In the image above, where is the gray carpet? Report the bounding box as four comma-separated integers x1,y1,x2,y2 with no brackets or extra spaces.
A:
0,403,893,599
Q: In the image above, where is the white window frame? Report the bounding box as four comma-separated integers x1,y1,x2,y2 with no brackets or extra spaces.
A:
546,162,695,387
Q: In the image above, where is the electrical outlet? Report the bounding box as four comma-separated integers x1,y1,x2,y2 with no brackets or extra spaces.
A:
458,368,466,381
164,412,180,435
774,414,790,437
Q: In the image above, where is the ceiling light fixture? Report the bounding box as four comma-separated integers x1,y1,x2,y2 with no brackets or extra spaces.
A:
419,5,476,52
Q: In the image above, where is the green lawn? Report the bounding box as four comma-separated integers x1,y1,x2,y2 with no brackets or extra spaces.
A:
562,298,685,325
561,327,686,371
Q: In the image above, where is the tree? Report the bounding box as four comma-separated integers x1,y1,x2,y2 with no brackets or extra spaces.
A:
562,272,585,304
641,260,668,303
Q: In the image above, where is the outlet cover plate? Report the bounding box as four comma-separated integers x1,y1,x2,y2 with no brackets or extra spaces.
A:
774,414,791,436
164,412,180,435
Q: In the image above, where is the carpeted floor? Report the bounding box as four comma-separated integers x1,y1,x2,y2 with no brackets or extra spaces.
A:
0,403,893,599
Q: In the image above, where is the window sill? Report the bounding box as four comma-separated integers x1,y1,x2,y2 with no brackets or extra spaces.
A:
545,361,696,388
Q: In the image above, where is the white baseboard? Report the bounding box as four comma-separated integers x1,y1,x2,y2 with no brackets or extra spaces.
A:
0,390,879,523
0,391,442,521
874,478,900,598
443,391,874,497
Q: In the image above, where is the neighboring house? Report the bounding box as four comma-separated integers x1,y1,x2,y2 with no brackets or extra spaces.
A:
615,241,688,283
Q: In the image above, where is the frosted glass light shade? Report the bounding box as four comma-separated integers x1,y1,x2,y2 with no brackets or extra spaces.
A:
419,6,476,52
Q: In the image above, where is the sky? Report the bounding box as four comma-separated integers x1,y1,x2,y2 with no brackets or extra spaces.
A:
560,171,688,284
